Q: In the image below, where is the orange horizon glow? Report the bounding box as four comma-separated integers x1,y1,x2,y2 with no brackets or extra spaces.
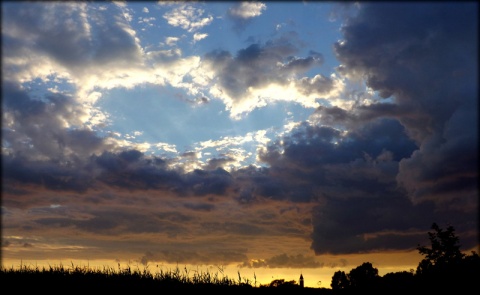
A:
1,250,428,289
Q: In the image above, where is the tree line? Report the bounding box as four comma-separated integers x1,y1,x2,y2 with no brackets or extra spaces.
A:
330,222,479,293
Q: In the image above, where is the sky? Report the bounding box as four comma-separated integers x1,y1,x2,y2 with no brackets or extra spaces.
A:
1,1,478,289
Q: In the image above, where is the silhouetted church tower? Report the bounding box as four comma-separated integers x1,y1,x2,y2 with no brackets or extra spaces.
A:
299,273,304,288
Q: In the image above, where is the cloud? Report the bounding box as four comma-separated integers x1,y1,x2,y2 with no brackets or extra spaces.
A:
193,32,208,42
2,2,143,74
201,34,343,118
163,4,213,32
229,2,266,19
334,2,478,208
1,81,111,162
2,2,91,69
2,2,340,123
240,253,324,268
228,2,267,33
254,110,477,253
258,118,417,199
293,2,479,255
1,0,150,137
311,197,436,254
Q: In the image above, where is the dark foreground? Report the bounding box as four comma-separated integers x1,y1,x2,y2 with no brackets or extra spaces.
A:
0,270,328,294
2,269,479,295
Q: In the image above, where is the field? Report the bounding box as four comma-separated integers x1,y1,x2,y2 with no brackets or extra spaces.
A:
0,263,331,294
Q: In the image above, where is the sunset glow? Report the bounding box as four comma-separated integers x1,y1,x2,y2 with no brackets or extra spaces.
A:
2,1,478,289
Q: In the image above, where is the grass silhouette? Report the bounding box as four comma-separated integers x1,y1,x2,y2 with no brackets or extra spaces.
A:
0,262,327,294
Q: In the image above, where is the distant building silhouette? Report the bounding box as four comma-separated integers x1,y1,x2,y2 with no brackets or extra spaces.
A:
299,273,304,288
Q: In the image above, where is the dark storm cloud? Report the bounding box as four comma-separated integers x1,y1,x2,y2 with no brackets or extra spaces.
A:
311,192,478,255
256,108,476,253
312,197,431,254
335,2,477,138
334,2,478,207
297,2,478,254
185,168,233,196
2,155,93,193
262,118,416,170
234,117,416,203
93,151,234,196
204,156,236,170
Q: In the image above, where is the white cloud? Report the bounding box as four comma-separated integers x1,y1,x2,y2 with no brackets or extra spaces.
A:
229,2,266,19
163,4,213,32
193,32,208,42
165,36,180,46
139,16,156,24
113,1,127,8
205,70,347,120
154,143,178,154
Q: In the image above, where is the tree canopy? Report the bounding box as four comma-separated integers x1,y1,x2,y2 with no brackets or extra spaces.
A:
331,222,480,293
416,222,465,275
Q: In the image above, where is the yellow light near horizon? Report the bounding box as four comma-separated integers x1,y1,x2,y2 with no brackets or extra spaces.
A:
2,250,428,289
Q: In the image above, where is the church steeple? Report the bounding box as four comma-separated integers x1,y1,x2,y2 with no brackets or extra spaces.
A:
299,273,304,288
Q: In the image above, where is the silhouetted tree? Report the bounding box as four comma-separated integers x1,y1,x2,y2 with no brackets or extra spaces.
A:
416,222,464,275
331,270,349,290
415,222,480,292
329,224,479,293
348,262,379,290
